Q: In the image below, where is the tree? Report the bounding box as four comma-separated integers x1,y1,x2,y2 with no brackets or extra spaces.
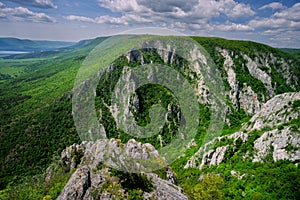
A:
193,174,223,200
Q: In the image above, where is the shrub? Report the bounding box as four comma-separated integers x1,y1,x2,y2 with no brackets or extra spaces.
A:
193,174,224,200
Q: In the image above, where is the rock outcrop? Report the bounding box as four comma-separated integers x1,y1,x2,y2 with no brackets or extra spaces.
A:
246,92,300,131
56,139,187,200
57,166,91,200
61,39,300,198
253,126,300,162
216,48,299,116
185,92,300,169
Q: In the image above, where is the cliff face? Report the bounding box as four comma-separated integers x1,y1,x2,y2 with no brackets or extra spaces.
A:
185,92,300,170
47,37,300,199
113,39,299,119
53,139,187,200
218,48,298,115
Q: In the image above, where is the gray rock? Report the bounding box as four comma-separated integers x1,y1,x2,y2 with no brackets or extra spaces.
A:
166,167,178,185
56,138,187,199
231,170,246,180
247,92,300,131
253,126,300,162
210,146,228,166
218,48,262,115
185,92,300,169
57,166,91,200
243,54,274,96
145,173,188,200
125,49,145,64
61,142,87,171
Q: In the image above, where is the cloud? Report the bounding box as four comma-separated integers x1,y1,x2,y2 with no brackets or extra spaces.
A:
0,2,4,7
247,3,300,47
217,0,255,19
64,0,257,42
65,0,255,32
4,0,57,9
97,0,255,20
216,22,254,31
249,3,300,31
249,18,300,31
65,14,153,26
98,0,144,13
259,2,286,10
268,30,300,46
136,0,198,13
273,3,300,21
65,15,95,23
0,5,56,22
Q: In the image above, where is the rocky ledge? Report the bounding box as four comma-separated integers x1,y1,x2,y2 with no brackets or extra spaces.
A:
50,138,187,200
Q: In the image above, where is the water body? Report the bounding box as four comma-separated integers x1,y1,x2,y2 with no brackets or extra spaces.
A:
0,51,29,54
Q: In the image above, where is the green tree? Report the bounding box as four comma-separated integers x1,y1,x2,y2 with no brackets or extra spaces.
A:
193,174,223,200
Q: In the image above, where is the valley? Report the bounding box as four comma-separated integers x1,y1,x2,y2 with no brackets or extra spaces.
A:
0,36,299,199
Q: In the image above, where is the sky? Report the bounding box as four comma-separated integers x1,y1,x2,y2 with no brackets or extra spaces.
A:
0,0,299,48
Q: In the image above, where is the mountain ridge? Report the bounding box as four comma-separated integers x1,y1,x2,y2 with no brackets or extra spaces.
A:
0,37,76,52
0,35,299,199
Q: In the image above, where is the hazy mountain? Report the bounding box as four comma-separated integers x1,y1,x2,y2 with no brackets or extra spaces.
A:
0,37,76,52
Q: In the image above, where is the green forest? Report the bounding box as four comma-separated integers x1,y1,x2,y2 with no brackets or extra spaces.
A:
0,36,299,199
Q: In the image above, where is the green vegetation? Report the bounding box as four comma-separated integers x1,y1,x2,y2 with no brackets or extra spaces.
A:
292,100,300,109
0,36,299,199
280,48,300,62
171,142,300,199
94,52,181,149
0,157,75,200
0,38,107,189
193,174,224,200
193,36,300,93
110,168,154,193
270,64,295,94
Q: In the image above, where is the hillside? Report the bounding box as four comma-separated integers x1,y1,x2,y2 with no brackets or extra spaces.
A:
0,36,299,199
0,38,75,52
281,48,300,62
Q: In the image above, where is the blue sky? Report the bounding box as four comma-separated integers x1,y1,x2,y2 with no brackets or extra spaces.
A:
0,0,299,48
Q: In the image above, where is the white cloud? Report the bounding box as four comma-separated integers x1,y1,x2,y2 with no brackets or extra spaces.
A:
247,3,300,47
216,23,254,31
269,30,300,45
249,18,300,30
95,15,129,25
98,0,143,12
273,3,300,21
259,2,286,10
0,5,56,22
5,0,57,9
229,3,255,18
65,14,153,26
97,0,256,20
0,2,4,7
65,0,255,32
217,0,255,19
65,15,95,23
248,3,300,31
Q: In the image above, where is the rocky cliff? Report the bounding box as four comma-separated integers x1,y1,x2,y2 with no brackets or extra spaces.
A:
51,139,188,200
185,92,300,169
32,37,300,199
48,38,300,199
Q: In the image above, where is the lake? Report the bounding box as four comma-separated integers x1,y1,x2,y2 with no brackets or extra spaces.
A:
0,51,30,54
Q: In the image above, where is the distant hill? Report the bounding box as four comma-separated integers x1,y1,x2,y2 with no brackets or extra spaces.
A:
0,38,75,52
2,37,108,59
280,48,300,62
